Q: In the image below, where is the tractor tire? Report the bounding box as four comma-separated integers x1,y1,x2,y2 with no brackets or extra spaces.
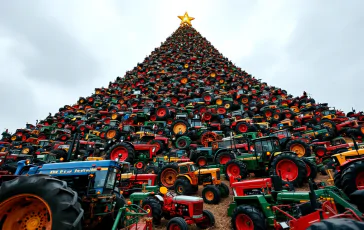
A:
196,156,208,167
167,217,188,230
175,136,192,149
341,160,364,197
270,152,307,187
196,210,215,229
202,185,221,204
174,177,193,195
225,159,248,181
105,127,121,141
155,106,170,120
231,205,266,230
320,119,337,133
234,122,250,134
0,175,83,230
218,182,230,198
106,142,135,163
215,151,236,165
158,163,179,189
200,131,218,146
314,146,327,158
286,139,311,157
50,149,68,159
307,218,364,230
349,190,364,213
171,119,189,136
149,140,165,154
302,158,318,180
142,196,163,225
145,165,159,174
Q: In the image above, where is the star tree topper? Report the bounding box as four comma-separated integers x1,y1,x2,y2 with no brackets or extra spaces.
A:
178,12,195,26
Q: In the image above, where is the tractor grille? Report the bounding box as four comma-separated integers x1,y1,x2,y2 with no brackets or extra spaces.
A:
216,171,220,180
192,202,203,217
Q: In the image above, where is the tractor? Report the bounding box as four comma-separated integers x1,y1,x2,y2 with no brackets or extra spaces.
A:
157,161,229,204
0,152,34,174
228,176,364,230
111,202,152,230
129,186,215,229
269,129,312,157
0,159,134,230
223,136,316,187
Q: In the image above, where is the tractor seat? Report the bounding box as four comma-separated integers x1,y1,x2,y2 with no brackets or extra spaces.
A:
173,195,203,202
120,173,133,179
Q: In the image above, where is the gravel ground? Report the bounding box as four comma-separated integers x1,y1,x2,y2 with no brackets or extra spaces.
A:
149,173,330,230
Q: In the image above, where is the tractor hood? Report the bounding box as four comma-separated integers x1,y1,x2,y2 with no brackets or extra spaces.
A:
173,195,203,203
196,168,220,173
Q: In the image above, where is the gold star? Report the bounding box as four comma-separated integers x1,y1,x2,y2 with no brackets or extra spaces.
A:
178,12,195,27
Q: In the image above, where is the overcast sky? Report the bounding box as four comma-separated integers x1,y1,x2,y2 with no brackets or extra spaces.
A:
0,0,363,133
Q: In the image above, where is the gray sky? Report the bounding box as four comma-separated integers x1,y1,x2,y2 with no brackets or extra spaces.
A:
0,0,363,133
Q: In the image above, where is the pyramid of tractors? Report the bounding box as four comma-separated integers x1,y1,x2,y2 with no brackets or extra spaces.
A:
2,13,364,167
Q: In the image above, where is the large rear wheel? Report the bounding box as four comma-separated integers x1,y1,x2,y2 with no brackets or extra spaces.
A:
0,175,83,230
231,205,266,230
341,160,364,197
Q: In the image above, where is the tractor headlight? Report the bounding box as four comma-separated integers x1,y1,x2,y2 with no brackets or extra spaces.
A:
332,158,336,162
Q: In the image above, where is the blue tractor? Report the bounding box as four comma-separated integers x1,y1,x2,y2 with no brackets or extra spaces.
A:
0,159,130,230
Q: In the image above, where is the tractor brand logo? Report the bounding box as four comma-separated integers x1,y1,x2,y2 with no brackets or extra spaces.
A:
49,167,101,174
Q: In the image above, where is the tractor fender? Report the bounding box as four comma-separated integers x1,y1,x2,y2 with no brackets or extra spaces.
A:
176,174,193,184
122,141,135,150
14,160,36,175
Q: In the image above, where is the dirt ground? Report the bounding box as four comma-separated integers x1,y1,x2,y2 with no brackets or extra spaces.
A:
151,173,330,230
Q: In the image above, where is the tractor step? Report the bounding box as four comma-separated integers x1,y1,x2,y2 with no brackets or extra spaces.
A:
128,223,147,230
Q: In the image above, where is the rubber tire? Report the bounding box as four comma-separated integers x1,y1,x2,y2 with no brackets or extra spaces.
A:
175,136,192,150
302,158,318,180
149,140,165,154
270,152,307,187
155,106,170,120
224,159,248,181
349,190,364,213
196,210,215,229
314,146,327,158
307,218,364,230
334,170,342,188
341,160,364,197
158,163,179,189
234,122,249,134
215,151,236,165
106,142,135,163
99,193,126,229
320,119,337,132
218,182,230,198
0,174,83,230
202,185,221,204
196,156,208,167
104,127,121,141
174,177,193,195
171,119,189,136
286,139,311,157
167,217,188,230
231,205,266,230
142,196,163,225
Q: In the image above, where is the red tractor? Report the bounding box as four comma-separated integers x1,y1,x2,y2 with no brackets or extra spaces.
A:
118,172,157,196
131,187,215,229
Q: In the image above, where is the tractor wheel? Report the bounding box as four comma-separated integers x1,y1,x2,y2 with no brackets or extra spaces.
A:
0,175,83,230
215,151,236,165
155,106,170,120
106,143,135,163
272,112,282,122
21,146,34,154
167,217,188,230
174,177,193,195
218,182,230,198
225,160,248,181
307,218,364,230
263,109,274,119
350,190,364,213
302,158,318,180
196,210,215,229
234,122,249,134
334,170,342,188
50,149,68,159
142,197,163,225
231,205,266,230
286,139,311,157
202,185,221,204
200,131,218,146
320,119,337,133
105,127,121,141
341,160,364,197
175,136,192,149
196,156,208,167
171,119,189,136
314,146,327,158
270,152,307,187
158,164,179,189
145,165,159,174
149,140,165,154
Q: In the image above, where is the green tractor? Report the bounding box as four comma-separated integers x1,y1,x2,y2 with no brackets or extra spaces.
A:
228,176,364,230
223,136,317,187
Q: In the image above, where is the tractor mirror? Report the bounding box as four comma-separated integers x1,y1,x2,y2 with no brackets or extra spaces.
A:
159,186,168,194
